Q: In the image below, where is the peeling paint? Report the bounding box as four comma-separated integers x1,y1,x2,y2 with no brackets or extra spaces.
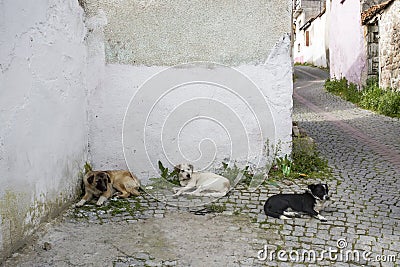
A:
0,153,87,262
0,0,88,262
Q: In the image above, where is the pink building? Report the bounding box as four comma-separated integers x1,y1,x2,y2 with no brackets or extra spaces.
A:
328,0,368,87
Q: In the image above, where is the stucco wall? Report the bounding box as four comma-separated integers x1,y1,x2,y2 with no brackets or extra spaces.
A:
84,0,293,183
0,0,88,261
329,0,367,86
310,13,328,68
379,0,400,90
293,12,327,68
83,0,290,66
293,12,307,63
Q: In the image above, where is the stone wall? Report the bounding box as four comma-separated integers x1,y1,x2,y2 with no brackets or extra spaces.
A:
0,0,88,261
379,0,400,90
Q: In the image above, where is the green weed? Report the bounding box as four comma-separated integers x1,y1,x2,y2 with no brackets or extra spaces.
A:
324,77,400,118
269,137,331,180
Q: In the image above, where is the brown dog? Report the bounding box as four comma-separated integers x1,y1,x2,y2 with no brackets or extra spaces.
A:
76,170,140,206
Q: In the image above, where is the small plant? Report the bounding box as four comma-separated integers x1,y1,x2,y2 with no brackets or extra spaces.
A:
218,162,257,186
84,161,92,174
205,203,226,213
157,161,179,185
377,90,400,117
325,77,349,95
268,137,331,180
359,82,382,110
325,77,360,103
291,138,329,174
275,155,292,177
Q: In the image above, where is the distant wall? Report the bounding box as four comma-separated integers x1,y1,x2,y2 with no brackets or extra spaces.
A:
293,10,327,68
0,0,88,261
310,12,328,68
294,12,327,68
329,0,367,86
293,12,307,64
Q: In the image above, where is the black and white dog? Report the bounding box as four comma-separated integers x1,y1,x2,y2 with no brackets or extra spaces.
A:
263,183,330,222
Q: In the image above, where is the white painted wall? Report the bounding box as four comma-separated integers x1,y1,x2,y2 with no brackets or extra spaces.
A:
329,0,367,86
293,12,308,64
85,1,293,183
310,12,328,68
0,0,88,261
90,40,293,181
293,11,327,68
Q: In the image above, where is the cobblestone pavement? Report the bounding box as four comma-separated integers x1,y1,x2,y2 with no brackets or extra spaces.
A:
4,66,399,267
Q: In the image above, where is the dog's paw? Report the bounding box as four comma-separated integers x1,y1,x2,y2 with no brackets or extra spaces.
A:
172,187,180,193
316,214,328,222
96,196,107,206
75,200,85,207
112,192,122,197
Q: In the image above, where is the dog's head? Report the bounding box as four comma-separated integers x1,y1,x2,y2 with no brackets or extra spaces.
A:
86,171,111,192
307,183,329,201
174,163,194,181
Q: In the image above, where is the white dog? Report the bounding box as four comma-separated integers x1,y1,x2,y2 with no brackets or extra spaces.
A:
173,163,230,197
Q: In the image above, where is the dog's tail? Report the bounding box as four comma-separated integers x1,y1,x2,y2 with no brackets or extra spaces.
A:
263,204,282,219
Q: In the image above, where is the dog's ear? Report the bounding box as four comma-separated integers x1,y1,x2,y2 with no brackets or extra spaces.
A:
174,164,181,172
106,173,111,183
87,174,95,184
189,164,193,172
308,184,315,191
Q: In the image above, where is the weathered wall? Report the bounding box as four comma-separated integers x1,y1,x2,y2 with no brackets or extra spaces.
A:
83,0,290,66
379,0,400,90
0,0,88,261
329,0,367,86
84,0,293,181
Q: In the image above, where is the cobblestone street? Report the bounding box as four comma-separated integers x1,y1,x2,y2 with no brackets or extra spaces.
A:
4,66,399,267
